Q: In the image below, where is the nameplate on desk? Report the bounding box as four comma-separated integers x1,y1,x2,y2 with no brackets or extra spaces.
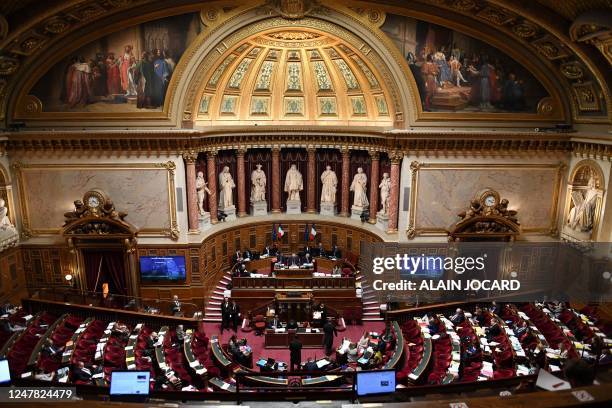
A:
189,360,200,368
274,328,286,333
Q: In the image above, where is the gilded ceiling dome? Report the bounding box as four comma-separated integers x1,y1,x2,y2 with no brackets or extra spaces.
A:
194,28,394,127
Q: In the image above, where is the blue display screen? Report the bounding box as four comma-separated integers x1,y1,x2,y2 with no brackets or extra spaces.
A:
110,371,150,395
0,359,10,384
139,256,186,281
356,370,396,396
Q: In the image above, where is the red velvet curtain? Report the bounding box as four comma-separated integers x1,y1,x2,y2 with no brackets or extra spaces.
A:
83,250,127,296
84,251,104,293
103,251,127,296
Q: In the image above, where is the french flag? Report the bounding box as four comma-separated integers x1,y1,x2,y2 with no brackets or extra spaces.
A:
309,224,317,241
277,224,285,239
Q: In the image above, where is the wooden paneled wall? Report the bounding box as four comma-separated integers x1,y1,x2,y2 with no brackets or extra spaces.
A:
20,246,72,289
0,247,26,304
18,220,383,312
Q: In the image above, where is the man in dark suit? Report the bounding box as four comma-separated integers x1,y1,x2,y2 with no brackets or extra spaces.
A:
323,320,337,355
231,300,241,332
330,245,341,259
176,325,185,344
73,361,93,383
232,250,243,265
317,242,325,258
221,298,231,333
267,315,280,329
171,295,182,316
289,336,302,372
42,338,63,357
263,245,273,257
303,245,311,256
304,357,318,372
243,249,253,261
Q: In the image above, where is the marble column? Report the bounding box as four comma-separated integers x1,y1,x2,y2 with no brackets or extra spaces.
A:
271,147,281,213
340,148,350,217
387,151,402,233
306,147,317,213
183,152,199,233
206,150,218,224
236,148,247,217
368,151,380,224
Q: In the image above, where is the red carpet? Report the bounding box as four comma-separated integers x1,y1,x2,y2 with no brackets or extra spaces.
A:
202,321,385,365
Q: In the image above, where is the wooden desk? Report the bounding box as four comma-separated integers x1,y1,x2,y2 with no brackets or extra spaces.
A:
264,329,324,348
27,313,67,367
184,332,207,376
274,268,314,279
383,321,405,370
62,317,93,364
210,336,232,369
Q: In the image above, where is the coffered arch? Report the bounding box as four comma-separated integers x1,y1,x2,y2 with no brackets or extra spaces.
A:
2,0,606,128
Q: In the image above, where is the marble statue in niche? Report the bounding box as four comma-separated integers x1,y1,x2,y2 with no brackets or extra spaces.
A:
320,165,338,204
196,171,211,216
379,172,391,215
218,166,236,209
567,176,599,232
251,164,267,203
0,199,14,229
285,164,303,202
350,167,369,208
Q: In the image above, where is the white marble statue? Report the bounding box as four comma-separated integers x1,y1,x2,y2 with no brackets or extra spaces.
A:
0,199,12,229
284,164,303,202
196,171,211,216
250,164,267,203
320,165,338,204
218,166,236,208
350,167,369,208
379,172,391,215
567,176,599,232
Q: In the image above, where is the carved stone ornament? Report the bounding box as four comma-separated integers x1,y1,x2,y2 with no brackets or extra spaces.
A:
62,189,137,237
449,188,520,241
560,61,585,80
267,0,317,19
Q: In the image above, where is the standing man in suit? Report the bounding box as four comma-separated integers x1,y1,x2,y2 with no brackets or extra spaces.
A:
323,319,337,355
317,242,325,257
171,295,181,316
221,297,231,333
232,249,243,265
289,336,303,372
231,300,241,332
330,245,341,259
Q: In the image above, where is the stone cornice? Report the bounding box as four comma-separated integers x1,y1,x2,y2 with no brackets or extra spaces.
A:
1,129,610,159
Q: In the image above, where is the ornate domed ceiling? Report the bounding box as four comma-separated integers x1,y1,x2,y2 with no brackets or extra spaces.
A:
194,28,394,127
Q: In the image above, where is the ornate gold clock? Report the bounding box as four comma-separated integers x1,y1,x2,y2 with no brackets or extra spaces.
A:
476,188,500,209
82,189,108,215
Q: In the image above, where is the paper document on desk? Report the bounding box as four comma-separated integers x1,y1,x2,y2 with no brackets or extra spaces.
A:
189,360,200,368
536,369,570,391
222,383,231,390
316,359,330,368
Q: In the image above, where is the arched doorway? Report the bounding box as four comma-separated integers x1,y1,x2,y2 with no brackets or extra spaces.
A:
61,189,139,300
